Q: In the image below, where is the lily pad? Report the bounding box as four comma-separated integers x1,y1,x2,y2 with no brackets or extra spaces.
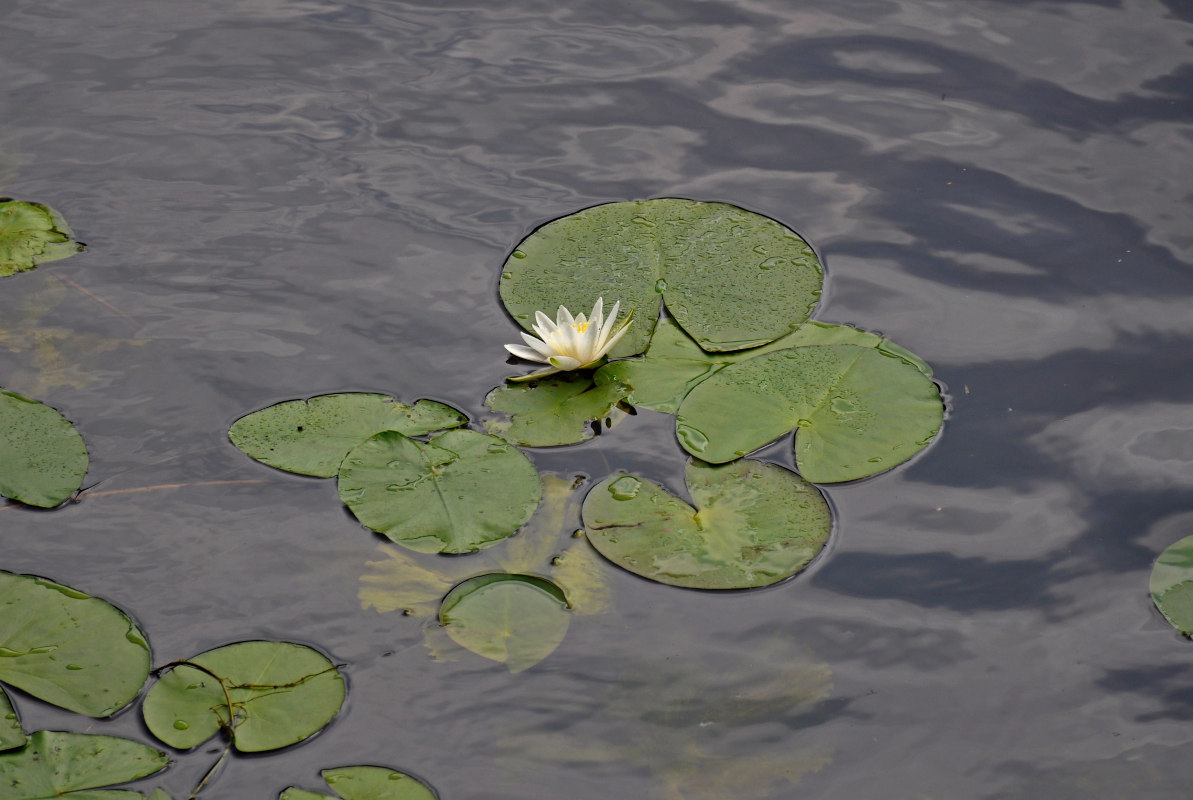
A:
0,390,88,507
142,641,345,753
0,571,150,717
338,430,542,554
280,766,438,800
1151,535,1193,636
0,200,84,277
596,317,932,414
582,459,831,590
0,730,168,799
499,199,822,356
230,393,468,477
0,687,24,752
675,344,943,483
439,574,571,672
484,372,631,447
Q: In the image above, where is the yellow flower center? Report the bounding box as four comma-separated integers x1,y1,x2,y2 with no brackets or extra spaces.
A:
574,321,591,333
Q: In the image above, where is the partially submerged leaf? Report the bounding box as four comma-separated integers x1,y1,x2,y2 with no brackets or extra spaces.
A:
280,765,438,800
484,372,630,447
0,200,84,277
0,571,150,717
230,393,468,477
583,460,831,590
142,641,345,753
439,574,571,672
0,687,24,752
1151,535,1193,636
0,390,88,507
0,730,168,799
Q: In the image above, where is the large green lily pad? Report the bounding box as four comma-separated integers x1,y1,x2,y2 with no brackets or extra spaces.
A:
675,344,943,483
280,766,438,800
0,390,88,507
0,200,84,277
338,430,542,554
484,372,631,447
582,459,831,589
499,199,822,356
596,317,931,413
0,571,150,718
1151,535,1193,636
0,730,168,799
230,393,468,477
142,641,345,753
0,687,23,752
439,574,571,672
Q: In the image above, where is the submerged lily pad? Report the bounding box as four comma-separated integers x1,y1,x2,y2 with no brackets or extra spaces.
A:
1151,535,1193,636
0,730,168,798
338,429,541,554
0,687,23,752
142,641,345,753
0,200,84,277
484,372,631,447
439,574,571,672
675,344,943,483
0,571,150,717
230,393,468,477
583,459,831,589
0,390,88,507
280,766,438,800
500,199,822,356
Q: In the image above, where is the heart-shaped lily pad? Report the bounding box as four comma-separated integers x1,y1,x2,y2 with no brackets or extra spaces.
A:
675,344,943,483
582,459,831,589
230,393,468,477
0,730,168,799
0,390,88,508
0,200,84,277
484,372,630,447
0,571,150,718
280,766,438,800
439,574,571,672
500,199,822,356
338,430,542,554
1151,535,1193,636
0,687,23,752
142,640,345,753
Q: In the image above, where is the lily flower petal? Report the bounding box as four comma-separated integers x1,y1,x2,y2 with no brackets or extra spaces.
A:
503,297,633,380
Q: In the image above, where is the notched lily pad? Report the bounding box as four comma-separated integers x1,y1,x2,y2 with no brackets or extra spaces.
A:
582,460,831,590
0,730,168,799
230,393,468,477
0,200,84,277
500,199,822,356
0,390,88,508
1151,535,1193,636
0,571,150,718
484,372,631,447
439,574,571,672
0,687,24,752
675,344,943,483
142,640,345,753
280,765,438,800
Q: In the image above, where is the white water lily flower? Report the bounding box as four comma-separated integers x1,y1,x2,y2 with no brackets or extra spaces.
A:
504,297,633,381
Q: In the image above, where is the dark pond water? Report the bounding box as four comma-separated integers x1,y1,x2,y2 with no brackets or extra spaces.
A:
5,0,1193,797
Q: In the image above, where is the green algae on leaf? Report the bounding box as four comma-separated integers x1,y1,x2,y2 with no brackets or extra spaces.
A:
439,574,570,672
675,344,943,483
0,572,150,718
338,429,541,554
0,390,88,507
1151,535,1193,636
0,200,84,278
484,372,631,447
0,687,24,752
230,393,468,478
0,730,168,799
583,460,831,590
142,640,345,753
500,199,822,356
280,765,438,800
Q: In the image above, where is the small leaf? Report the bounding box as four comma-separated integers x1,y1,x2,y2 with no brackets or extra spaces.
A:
338,430,542,554
142,641,345,753
0,730,168,799
0,390,88,507
484,372,630,446
1151,535,1193,636
439,574,570,672
280,765,438,800
0,200,84,277
0,571,150,717
230,393,468,477
0,686,24,752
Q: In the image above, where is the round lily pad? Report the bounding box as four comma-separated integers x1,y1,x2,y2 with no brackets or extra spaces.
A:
1151,535,1193,636
0,571,150,718
582,459,831,590
230,393,468,477
338,430,542,554
0,730,168,799
142,640,345,753
0,200,84,277
484,372,630,447
500,199,822,356
0,390,88,508
281,765,439,800
675,344,943,483
439,574,571,673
